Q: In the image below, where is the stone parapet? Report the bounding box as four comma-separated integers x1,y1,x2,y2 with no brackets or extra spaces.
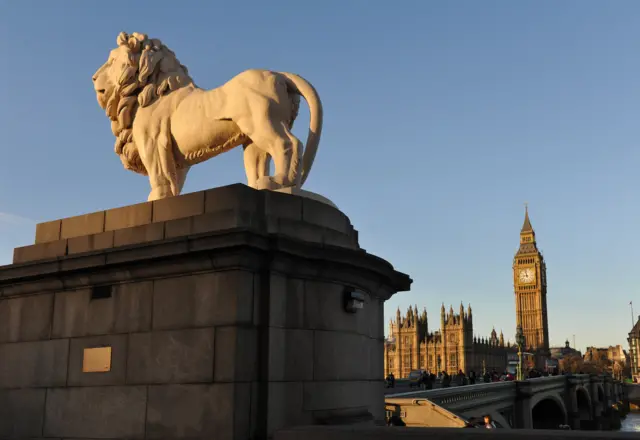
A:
16,184,359,264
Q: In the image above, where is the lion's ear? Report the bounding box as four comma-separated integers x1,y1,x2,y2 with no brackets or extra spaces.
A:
138,48,162,86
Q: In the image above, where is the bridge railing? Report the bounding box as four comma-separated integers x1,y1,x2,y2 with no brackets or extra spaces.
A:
387,381,517,412
527,375,567,394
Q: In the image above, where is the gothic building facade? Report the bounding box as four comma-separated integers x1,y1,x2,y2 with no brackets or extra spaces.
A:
383,304,510,377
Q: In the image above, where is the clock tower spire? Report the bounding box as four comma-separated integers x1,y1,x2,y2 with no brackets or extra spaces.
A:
513,205,549,357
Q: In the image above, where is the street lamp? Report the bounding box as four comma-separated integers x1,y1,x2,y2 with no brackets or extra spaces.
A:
515,325,526,381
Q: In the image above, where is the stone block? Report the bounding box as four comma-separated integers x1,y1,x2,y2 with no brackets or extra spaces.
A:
313,331,370,381
105,240,189,265
2,278,63,298
264,190,302,221
60,211,105,240
191,210,261,235
268,274,305,328
214,326,258,382
0,260,60,284
153,271,254,330
35,219,61,244
127,328,214,384
372,298,384,339
105,201,152,231
52,282,153,338
165,210,260,238
302,198,350,234
0,388,46,438
67,231,114,255
13,239,67,263
44,386,146,438
0,293,53,343
269,328,313,382
152,190,205,222
304,281,359,334
60,253,106,271
67,334,127,386
0,339,68,388
123,253,214,282
322,229,357,249
164,216,192,238
267,382,313,436
113,222,164,247
370,338,384,380
364,380,385,423
354,296,381,340
205,183,262,214
146,383,251,440
303,381,371,412
275,218,324,244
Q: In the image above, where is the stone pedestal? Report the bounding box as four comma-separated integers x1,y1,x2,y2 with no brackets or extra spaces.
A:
0,184,411,440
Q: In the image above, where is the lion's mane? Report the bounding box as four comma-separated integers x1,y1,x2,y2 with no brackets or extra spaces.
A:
108,32,193,175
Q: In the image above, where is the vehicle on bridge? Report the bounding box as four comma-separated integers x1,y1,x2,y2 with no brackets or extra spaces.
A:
506,352,535,377
408,370,427,388
545,358,559,375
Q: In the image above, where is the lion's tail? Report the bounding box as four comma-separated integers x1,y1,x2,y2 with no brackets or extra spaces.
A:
279,72,323,187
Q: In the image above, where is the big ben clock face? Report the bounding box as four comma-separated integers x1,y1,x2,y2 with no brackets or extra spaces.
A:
519,268,536,284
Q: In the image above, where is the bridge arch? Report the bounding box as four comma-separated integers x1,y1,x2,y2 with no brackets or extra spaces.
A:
576,386,593,429
531,394,567,429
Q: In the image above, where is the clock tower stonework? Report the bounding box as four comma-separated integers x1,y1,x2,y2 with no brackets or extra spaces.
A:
513,207,550,356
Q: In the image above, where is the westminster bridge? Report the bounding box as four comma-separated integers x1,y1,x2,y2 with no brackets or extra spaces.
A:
385,374,626,430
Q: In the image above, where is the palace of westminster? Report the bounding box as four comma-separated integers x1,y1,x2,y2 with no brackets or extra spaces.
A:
384,208,550,377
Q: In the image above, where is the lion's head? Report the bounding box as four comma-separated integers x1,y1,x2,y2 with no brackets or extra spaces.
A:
92,32,193,174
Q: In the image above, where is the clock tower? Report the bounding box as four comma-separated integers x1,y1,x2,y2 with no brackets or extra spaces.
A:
513,206,550,355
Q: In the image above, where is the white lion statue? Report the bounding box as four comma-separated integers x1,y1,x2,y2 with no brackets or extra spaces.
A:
92,32,323,201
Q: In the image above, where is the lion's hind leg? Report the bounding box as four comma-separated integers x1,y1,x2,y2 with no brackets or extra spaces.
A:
241,120,301,189
243,143,270,189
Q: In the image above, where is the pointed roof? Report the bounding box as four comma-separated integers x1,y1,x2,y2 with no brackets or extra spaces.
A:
629,315,640,338
521,204,533,233
516,204,540,256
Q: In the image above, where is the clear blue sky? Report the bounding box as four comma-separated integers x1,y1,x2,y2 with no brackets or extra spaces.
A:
0,1,638,352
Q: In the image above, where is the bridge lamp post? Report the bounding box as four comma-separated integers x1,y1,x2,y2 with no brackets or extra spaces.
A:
516,325,525,381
